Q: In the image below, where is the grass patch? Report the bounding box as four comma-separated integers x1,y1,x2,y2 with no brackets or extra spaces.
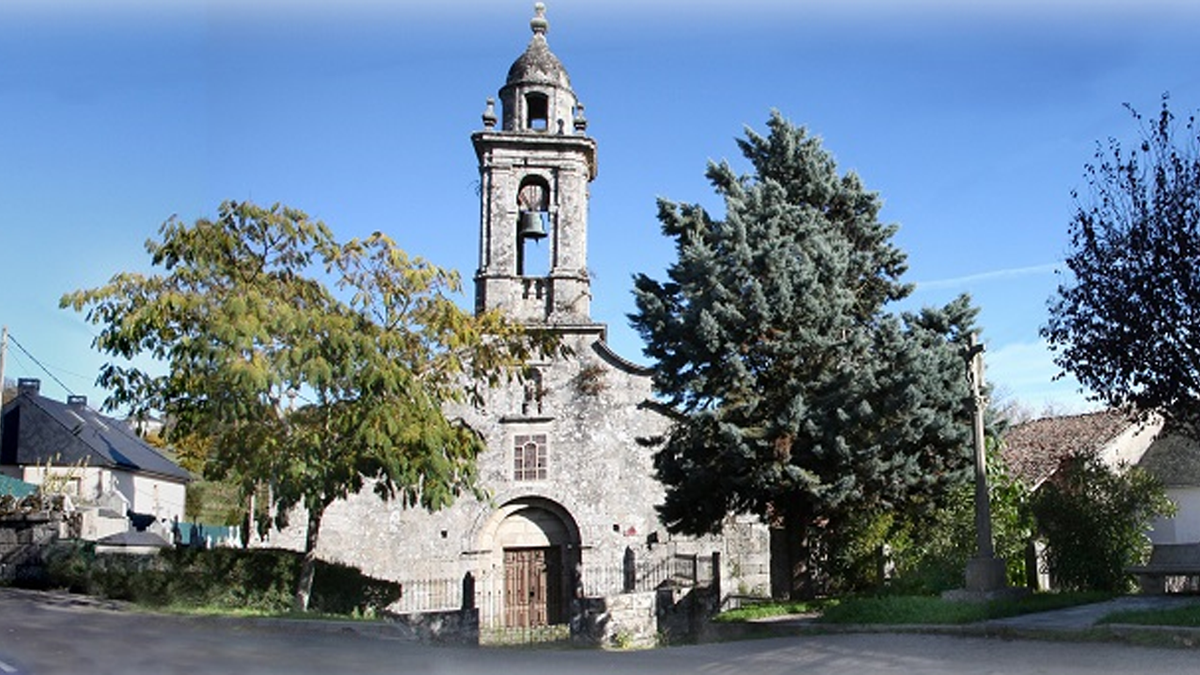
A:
716,591,1114,625
1099,602,1200,627
713,599,834,623
820,591,1113,625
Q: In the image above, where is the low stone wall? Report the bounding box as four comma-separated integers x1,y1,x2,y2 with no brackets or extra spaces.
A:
656,584,720,644
0,512,61,585
572,583,722,648
383,608,480,645
575,591,657,648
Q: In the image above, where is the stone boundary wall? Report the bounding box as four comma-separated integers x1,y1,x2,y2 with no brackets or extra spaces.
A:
381,608,480,645
574,591,658,648
0,512,61,585
571,583,722,648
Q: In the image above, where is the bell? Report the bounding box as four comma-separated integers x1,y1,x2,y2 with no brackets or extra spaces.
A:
518,211,547,240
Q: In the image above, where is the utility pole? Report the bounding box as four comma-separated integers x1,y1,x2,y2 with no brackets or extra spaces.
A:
1,325,7,404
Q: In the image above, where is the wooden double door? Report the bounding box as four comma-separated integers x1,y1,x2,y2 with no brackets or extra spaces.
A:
503,547,564,627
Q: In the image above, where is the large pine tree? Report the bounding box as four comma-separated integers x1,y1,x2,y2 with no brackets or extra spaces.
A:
631,112,978,598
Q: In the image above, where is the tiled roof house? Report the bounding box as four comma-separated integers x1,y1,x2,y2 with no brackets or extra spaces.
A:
1000,410,1159,489
1002,409,1200,545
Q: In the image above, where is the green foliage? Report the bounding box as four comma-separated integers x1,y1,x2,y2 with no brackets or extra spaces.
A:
40,543,400,616
1031,452,1176,592
629,111,979,596
877,439,1033,595
61,200,557,609
818,508,894,594
184,479,244,525
712,599,829,623
1044,95,1200,434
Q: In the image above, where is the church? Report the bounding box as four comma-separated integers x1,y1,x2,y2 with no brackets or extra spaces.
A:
269,4,769,630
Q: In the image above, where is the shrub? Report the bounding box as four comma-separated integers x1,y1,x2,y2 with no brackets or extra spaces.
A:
38,544,400,616
1031,452,1175,592
824,440,1032,595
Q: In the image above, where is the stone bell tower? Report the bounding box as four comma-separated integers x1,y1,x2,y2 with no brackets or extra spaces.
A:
472,3,597,326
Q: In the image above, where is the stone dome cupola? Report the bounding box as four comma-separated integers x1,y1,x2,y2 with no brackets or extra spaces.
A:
498,3,582,134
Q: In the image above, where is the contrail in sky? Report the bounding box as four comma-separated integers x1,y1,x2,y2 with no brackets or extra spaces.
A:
914,262,1061,291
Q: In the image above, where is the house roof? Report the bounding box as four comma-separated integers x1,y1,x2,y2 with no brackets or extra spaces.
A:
1,388,191,483
1134,431,1200,488
94,529,172,548
1000,409,1136,488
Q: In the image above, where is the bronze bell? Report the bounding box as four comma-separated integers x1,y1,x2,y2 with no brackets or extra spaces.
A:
518,211,547,240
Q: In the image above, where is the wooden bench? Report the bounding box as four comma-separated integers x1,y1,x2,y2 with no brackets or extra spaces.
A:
1127,543,1200,594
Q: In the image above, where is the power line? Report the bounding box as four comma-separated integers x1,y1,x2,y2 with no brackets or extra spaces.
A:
6,332,75,397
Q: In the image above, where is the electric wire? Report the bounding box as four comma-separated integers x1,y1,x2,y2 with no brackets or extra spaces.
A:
5,332,76,397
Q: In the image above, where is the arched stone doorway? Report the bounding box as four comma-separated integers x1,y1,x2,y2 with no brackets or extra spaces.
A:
477,497,580,628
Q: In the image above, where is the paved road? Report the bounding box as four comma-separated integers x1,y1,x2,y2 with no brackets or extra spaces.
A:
2,588,1199,675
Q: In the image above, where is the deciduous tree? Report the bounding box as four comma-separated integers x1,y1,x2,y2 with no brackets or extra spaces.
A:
1044,95,1200,434
630,112,978,598
62,201,554,610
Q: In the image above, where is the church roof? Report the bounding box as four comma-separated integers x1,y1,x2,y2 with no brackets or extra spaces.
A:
506,4,572,90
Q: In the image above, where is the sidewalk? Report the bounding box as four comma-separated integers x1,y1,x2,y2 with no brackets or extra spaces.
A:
982,595,1200,631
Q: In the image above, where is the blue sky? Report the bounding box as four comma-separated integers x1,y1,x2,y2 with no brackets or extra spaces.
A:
1,0,1197,416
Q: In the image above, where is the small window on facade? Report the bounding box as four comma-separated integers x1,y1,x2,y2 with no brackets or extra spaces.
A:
525,93,549,130
513,434,548,481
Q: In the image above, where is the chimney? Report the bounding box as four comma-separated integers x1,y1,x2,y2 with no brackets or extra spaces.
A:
67,395,88,409
17,378,40,397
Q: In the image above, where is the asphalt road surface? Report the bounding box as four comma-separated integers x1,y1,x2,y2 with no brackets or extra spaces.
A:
2,588,1197,675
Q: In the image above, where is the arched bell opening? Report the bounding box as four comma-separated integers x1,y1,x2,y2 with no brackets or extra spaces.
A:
515,175,551,277
525,92,549,131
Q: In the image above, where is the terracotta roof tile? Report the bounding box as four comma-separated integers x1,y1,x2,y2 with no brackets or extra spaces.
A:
1000,410,1134,488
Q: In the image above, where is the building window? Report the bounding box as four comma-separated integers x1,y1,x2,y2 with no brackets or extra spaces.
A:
513,434,548,481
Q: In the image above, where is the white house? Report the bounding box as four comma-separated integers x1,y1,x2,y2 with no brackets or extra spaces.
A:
0,378,190,540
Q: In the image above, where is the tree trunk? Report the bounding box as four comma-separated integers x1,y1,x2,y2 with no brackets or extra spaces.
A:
293,505,324,613
769,504,816,600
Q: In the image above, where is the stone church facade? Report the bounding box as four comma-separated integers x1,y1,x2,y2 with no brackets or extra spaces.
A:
269,5,769,628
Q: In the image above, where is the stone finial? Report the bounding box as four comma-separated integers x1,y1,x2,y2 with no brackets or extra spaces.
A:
482,97,497,129
531,3,548,36
573,102,587,132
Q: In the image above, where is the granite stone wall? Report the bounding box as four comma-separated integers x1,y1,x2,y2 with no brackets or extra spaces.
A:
257,329,771,627
0,512,61,585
